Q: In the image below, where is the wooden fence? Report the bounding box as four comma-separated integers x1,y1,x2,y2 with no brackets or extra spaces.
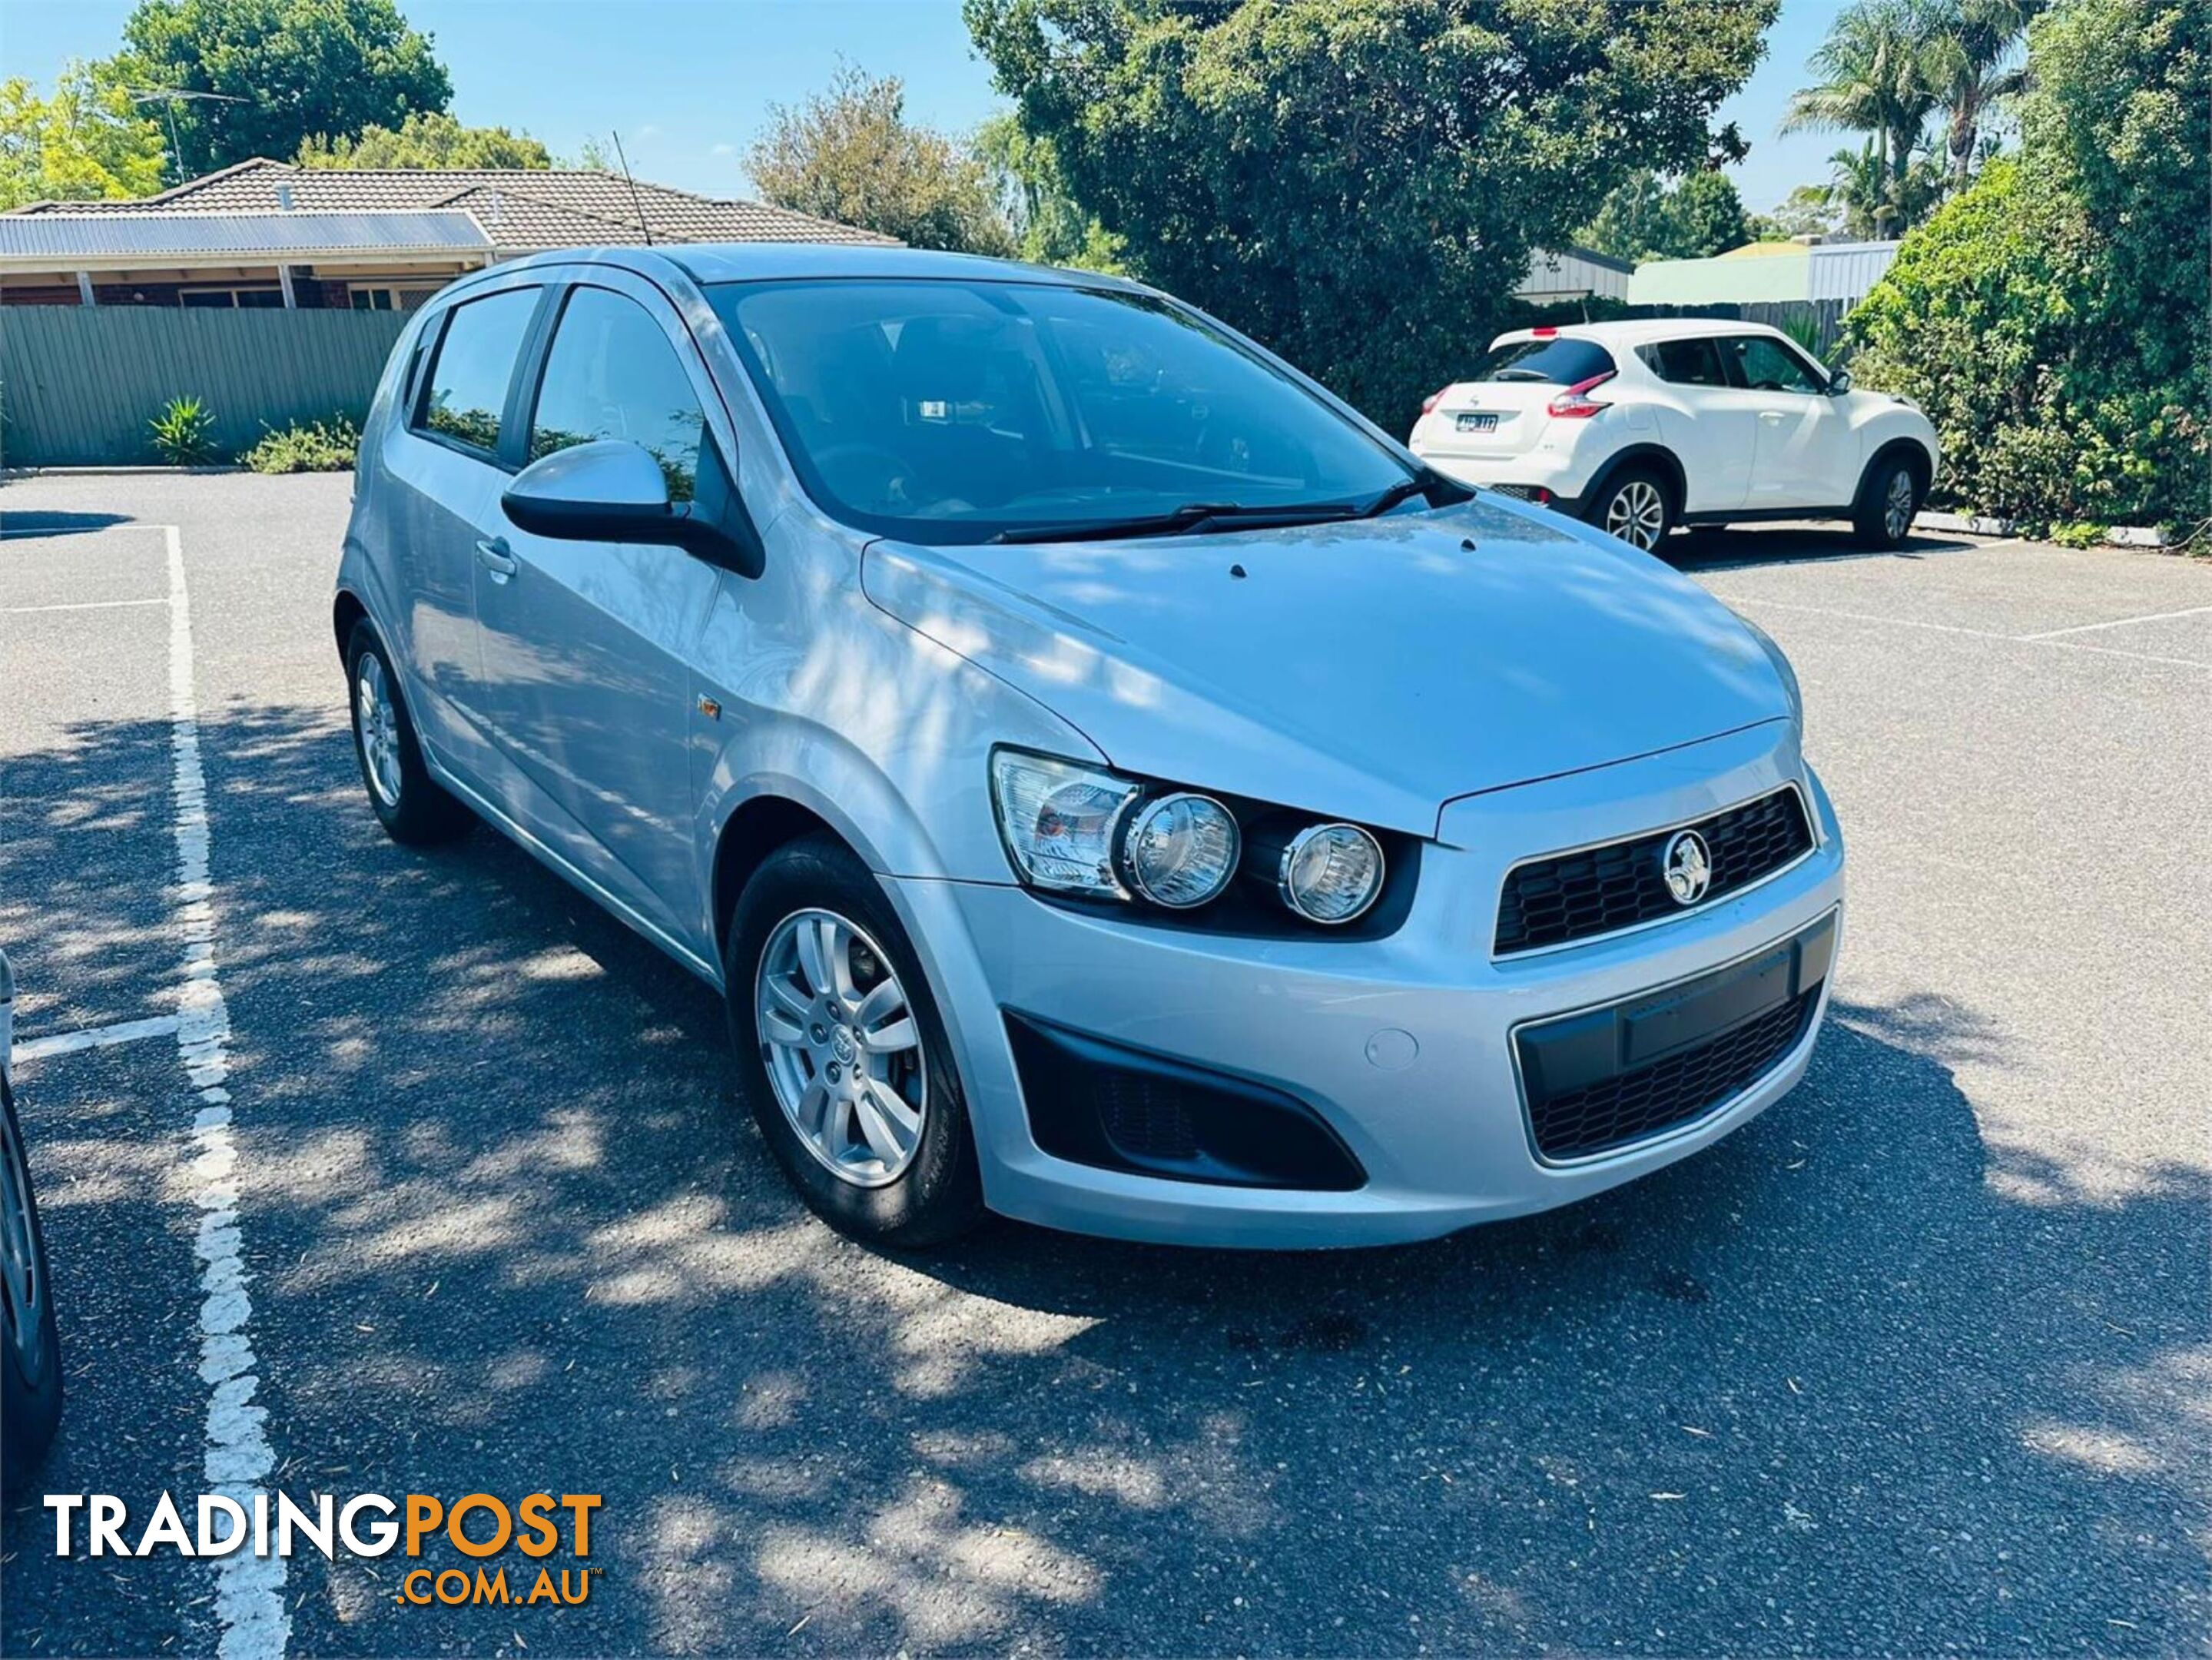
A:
1,307,412,467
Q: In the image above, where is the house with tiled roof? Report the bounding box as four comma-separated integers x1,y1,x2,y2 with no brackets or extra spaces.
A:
0,156,894,310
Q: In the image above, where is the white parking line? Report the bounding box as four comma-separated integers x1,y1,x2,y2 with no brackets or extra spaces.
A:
1719,594,2212,672
0,597,172,616
2020,603,2212,640
156,523,290,1660
15,1014,182,1063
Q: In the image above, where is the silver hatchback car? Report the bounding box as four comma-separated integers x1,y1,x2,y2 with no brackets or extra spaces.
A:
337,244,1845,1249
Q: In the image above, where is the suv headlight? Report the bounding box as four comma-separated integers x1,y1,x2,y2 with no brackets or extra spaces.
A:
989,749,1401,930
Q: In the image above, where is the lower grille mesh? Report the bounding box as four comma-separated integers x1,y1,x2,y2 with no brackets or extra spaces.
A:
1524,988,1817,1160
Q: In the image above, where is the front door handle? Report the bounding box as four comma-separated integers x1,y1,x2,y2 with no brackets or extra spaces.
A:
475,538,519,582
1759,410,1786,424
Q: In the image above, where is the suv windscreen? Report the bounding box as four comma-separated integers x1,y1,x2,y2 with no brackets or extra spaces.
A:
416,287,540,456
706,278,1412,545
1471,337,1616,386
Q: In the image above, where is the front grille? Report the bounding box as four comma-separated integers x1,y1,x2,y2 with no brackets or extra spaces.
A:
1524,988,1817,1161
1494,787,1814,955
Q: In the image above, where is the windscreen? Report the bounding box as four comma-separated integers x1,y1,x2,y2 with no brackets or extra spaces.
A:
708,278,1411,544
1471,337,1617,386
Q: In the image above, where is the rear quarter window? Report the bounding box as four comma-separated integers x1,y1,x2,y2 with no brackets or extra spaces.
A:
1474,338,1616,386
413,287,541,457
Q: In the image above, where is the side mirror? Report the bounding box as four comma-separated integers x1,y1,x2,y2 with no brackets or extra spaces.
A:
502,439,680,541
1828,369,1853,395
501,437,762,578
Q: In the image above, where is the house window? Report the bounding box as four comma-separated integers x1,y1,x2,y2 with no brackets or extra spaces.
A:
180,287,285,309
351,285,442,312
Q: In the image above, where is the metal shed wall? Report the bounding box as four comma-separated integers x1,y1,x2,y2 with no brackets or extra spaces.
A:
1,305,411,466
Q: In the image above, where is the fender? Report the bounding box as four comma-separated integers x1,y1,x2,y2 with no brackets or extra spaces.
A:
1575,443,1687,518
1852,435,1935,509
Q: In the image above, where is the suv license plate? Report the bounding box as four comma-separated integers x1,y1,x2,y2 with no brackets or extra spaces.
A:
1454,412,1498,433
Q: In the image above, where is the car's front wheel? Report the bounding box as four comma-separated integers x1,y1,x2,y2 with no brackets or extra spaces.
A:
1588,468,1673,552
1853,453,1923,549
346,621,472,846
725,835,983,1248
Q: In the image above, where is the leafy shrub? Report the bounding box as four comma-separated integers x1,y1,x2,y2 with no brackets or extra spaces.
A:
240,416,359,473
148,395,219,465
1847,0,2207,529
2048,521,2109,549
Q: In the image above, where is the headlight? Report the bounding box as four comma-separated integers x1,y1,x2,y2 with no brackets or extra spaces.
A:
990,751,1139,898
1120,792,1239,908
990,749,1399,928
1275,823,1386,924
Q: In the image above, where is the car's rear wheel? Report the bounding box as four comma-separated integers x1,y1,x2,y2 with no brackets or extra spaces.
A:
1853,453,1923,549
1589,468,1673,552
1,1071,61,1492
725,835,983,1248
346,621,471,846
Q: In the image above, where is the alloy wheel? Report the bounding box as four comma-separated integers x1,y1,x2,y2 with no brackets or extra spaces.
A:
1603,479,1666,550
1884,470,1915,540
355,654,403,807
754,908,927,1188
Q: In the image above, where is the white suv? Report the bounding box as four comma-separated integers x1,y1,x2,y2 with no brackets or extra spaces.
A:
1408,320,1940,552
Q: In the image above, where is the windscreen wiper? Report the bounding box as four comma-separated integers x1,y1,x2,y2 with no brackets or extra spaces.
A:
988,500,1360,545
1355,470,1470,520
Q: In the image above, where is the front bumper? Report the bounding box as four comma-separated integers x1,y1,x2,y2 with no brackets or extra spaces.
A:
885,722,1845,1248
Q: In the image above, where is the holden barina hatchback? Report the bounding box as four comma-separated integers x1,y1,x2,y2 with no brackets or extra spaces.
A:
337,246,1844,1249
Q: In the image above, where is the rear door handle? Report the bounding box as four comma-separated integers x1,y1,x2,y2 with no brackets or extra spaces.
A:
475,538,519,581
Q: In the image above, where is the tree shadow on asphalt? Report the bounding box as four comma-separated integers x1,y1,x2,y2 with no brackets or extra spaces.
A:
0,510,139,539
2,705,2204,1656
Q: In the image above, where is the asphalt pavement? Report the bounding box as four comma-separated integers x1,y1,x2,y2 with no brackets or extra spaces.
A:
2,473,2206,1656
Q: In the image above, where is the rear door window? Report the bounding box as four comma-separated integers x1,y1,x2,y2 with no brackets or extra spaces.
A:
1640,337,1729,387
1473,337,1616,386
527,286,708,501
414,287,541,458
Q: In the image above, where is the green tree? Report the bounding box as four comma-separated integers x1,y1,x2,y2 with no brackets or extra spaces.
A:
967,0,1776,428
1749,182,1848,240
0,60,169,206
745,63,1013,254
297,109,550,169
1849,0,2207,526
114,0,451,175
1578,168,1749,261
1922,0,2038,188
975,114,1126,272
1783,0,1944,235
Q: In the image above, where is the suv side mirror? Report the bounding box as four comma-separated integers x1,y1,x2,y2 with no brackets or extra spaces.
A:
502,438,761,577
1828,369,1853,395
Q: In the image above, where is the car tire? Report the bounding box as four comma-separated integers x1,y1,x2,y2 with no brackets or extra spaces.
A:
346,621,471,847
2,1071,62,1493
725,835,984,1249
1587,467,1674,552
1853,453,1923,549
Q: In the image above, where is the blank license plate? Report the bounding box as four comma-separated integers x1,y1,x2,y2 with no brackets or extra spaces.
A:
1454,412,1498,433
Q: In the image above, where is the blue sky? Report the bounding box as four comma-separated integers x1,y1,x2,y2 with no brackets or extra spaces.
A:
5,0,1845,212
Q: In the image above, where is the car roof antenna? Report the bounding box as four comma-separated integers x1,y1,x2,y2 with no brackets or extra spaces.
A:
611,131,654,246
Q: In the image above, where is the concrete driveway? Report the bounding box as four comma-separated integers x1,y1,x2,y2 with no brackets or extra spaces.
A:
2,473,2206,1656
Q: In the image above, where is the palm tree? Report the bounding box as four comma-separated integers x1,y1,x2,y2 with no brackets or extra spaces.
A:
1782,0,1943,237
1919,0,2039,190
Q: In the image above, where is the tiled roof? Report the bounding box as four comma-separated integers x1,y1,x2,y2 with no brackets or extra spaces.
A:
7,157,896,248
